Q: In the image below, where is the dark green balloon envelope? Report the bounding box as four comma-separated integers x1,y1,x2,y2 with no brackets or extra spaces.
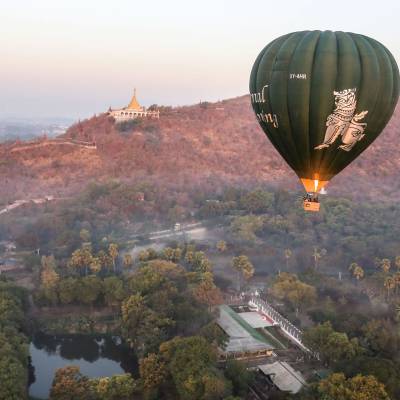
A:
250,31,399,192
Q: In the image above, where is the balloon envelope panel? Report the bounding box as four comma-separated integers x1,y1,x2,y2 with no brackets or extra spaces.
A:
249,30,399,188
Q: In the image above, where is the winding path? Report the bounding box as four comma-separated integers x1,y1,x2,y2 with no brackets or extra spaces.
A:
10,138,97,153
0,196,60,215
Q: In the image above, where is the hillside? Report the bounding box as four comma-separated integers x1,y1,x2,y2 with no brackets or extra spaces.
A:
0,95,399,204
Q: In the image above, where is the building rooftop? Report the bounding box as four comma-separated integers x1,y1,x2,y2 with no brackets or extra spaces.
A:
126,89,143,111
217,305,275,353
238,311,274,328
258,361,306,394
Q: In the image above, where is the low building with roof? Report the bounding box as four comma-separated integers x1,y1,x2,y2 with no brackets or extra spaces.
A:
108,89,159,122
216,305,275,360
258,361,306,394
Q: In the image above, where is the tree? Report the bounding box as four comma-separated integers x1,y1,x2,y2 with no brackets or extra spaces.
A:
312,247,327,270
199,323,229,349
103,276,125,309
270,273,316,313
284,248,292,271
40,256,56,282
128,265,167,296
138,250,150,262
167,205,186,224
95,374,136,400
395,255,400,271
192,251,212,273
162,247,181,262
78,276,103,307
202,373,231,400
0,355,27,400
89,257,102,274
139,353,167,392
49,366,96,400
138,248,159,263
396,304,400,322
230,215,263,244
185,251,212,275
216,240,227,252
185,250,195,265
0,282,28,400
121,294,173,355
122,254,133,269
224,360,254,397
41,254,57,272
161,336,230,400
334,356,400,400
240,189,274,214
97,250,113,272
193,273,223,311
79,228,91,243
0,293,25,329
68,247,94,276
384,276,395,300
303,321,360,365
380,258,391,274
317,373,389,400
0,329,28,366
58,277,79,305
349,262,364,283
361,319,399,356
231,255,254,291
393,272,400,295
121,294,147,346
109,243,119,273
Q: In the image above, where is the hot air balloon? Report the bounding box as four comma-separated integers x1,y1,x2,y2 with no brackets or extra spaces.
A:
250,31,399,211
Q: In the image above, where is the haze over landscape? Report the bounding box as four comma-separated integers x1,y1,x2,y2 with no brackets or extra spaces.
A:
2,0,400,119
1,2,400,400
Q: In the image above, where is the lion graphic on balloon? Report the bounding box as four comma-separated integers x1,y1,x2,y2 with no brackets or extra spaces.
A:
314,88,368,151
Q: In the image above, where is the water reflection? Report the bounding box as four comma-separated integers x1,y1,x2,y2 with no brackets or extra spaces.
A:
29,333,137,399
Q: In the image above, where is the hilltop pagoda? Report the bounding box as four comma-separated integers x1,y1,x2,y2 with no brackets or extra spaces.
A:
108,89,159,122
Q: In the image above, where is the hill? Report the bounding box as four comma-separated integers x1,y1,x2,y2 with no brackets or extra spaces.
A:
0,96,399,204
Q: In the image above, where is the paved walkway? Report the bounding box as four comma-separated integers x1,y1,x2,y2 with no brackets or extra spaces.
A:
249,296,311,353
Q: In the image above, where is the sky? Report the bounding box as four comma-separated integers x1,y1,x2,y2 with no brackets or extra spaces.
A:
1,0,399,119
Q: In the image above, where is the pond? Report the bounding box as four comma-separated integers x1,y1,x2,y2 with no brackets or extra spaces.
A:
29,333,137,399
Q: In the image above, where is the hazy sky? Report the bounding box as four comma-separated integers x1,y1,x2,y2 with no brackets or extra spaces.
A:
1,0,399,119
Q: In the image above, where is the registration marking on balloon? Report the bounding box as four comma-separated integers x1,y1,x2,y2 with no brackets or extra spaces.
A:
314,88,368,152
289,73,307,79
250,85,279,128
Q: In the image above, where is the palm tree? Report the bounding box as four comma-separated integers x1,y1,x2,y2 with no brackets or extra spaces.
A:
216,240,227,252
108,243,119,274
349,262,364,283
284,248,292,271
384,276,395,301
393,272,400,296
89,257,102,274
231,255,255,291
68,247,94,276
380,258,391,274
396,304,400,321
373,257,382,268
123,254,133,269
395,256,400,271
312,247,327,270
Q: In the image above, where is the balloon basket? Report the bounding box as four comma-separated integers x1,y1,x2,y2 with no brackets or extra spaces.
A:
303,200,320,212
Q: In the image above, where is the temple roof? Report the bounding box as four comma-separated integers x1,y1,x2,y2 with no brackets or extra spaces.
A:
126,89,143,111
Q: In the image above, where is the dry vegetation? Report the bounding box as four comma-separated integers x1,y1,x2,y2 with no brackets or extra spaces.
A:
0,95,399,204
